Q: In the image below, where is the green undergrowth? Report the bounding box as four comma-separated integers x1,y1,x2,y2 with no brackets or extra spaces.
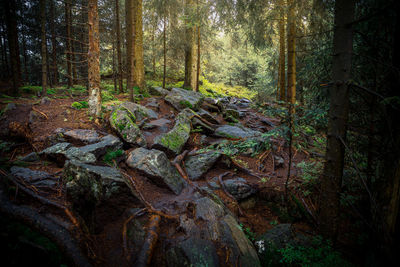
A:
71,101,89,109
103,149,124,166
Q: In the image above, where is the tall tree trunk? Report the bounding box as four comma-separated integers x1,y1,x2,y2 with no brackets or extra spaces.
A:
126,0,134,101
4,0,21,95
50,0,58,86
152,14,156,79
88,0,101,121
70,4,77,85
183,0,196,90
65,1,73,87
133,0,146,93
40,0,48,96
319,0,355,240
115,0,123,93
163,11,167,89
195,24,200,92
286,0,296,106
278,0,286,101
22,28,28,84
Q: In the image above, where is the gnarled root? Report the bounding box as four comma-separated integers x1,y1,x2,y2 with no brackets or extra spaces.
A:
134,214,161,267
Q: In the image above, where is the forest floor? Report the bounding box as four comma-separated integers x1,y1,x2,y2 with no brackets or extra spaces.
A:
0,84,337,266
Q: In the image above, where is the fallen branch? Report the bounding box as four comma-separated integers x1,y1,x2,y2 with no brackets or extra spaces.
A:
0,187,92,267
32,106,49,119
134,215,161,267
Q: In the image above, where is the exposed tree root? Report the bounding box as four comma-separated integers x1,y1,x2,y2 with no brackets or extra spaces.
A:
0,187,92,267
217,172,244,216
32,106,49,119
231,158,265,179
134,214,161,267
123,208,147,259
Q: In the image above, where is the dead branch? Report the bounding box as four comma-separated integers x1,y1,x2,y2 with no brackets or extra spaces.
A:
134,215,161,267
0,187,92,267
32,106,49,119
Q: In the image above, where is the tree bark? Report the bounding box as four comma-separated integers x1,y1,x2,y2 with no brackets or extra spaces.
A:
183,0,196,90
286,0,296,106
50,0,58,86
163,11,167,89
4,0,22,95
65,1,73,87
278,0,286,101
133,0,146,94
88,0,102,121
115,0,124,93
126,0,134,101
195,25,200,92
40,0,48,96
319,0,355,240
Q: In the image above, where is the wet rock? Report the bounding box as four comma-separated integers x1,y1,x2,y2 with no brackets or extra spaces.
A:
149,86,169,97
197,108,219,124
79,134,123,158
224,108,240,120
191,117,214,134
166,237,219,267
28,110,41,124
10,166,57,187
260,117,275,127
224,177,257,200
109,106,146,147
185,151,221,181
153,109,193,155
141,118,171,131
165,87,204,111
120,101,158,121
64,160,131,206
126,147,186,195
64,129,100,144
274,155,285,168
215,124,262,139
145,99,160,109
19,152,40,162
255,224,293,254
40,142,96,164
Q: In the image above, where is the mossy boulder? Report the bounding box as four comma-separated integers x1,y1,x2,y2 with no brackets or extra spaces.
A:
120,101,158,121
165,88,204,111
184,151,222,181
215,124,262,139
153,109,194,155
149,86,169,97
109,106,146,147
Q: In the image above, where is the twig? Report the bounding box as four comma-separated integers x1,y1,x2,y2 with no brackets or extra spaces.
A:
32,106,49,119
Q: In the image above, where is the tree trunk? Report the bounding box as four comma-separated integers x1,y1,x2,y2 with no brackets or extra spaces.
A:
195,25,200,92
319,0,355,240
278,0,286,101
65,1,73,88
40,0,48,96
50,0,58,86
88,0,101,121
133,0,146,94
163,11,167,89
22,28,29,84
183,0,196,90
126,0,134,101
286,0,296,106
70,5,77,85
152,15,156,79
115,0,123,93
4,0,21,95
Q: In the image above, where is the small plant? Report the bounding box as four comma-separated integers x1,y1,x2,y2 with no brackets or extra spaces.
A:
179,100,193,109
101,90,116,102
239,224,256,242
103,149,124,165
71,101,89,109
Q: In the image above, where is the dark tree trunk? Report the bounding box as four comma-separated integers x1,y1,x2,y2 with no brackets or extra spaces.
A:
50,0,58,86
65,1,73,87
319,0,355,240
126,0,134,101
163,11,167,89
115,0,123,93
40,0,48,95
4,0,22,95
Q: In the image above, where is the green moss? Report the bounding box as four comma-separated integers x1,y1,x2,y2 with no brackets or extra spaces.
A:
179,100,193,109
71,101,89,109
103,149,124,165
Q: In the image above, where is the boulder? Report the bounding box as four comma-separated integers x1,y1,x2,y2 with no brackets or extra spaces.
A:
215,124,262,139
109,107,146,146
165,88,204,111
64,160,132,206
10,166,57,187
19,152,40,162
254,224,293,254
126,147,186,195
141,118,171,131
197,108,219,124
149,86,169,97
185,151,221,181
224,109,240,120
153,109,193,155
79,134,123,158
40,96,51,105
64,129,101,144
40,142,97,164
224,177,257,200
120,102,158,121
274,155,285,168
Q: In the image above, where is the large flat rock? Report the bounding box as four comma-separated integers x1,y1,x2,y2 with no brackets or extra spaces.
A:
165,88,204,111
126,147,186,195
185,151,221,181
215,124,262,139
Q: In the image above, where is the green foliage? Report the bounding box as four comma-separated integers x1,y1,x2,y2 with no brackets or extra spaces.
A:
179,100,193,109
239,224,256,242
71,101,89,109
103,149,124,165
297,161,323,196
101,90,116,102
